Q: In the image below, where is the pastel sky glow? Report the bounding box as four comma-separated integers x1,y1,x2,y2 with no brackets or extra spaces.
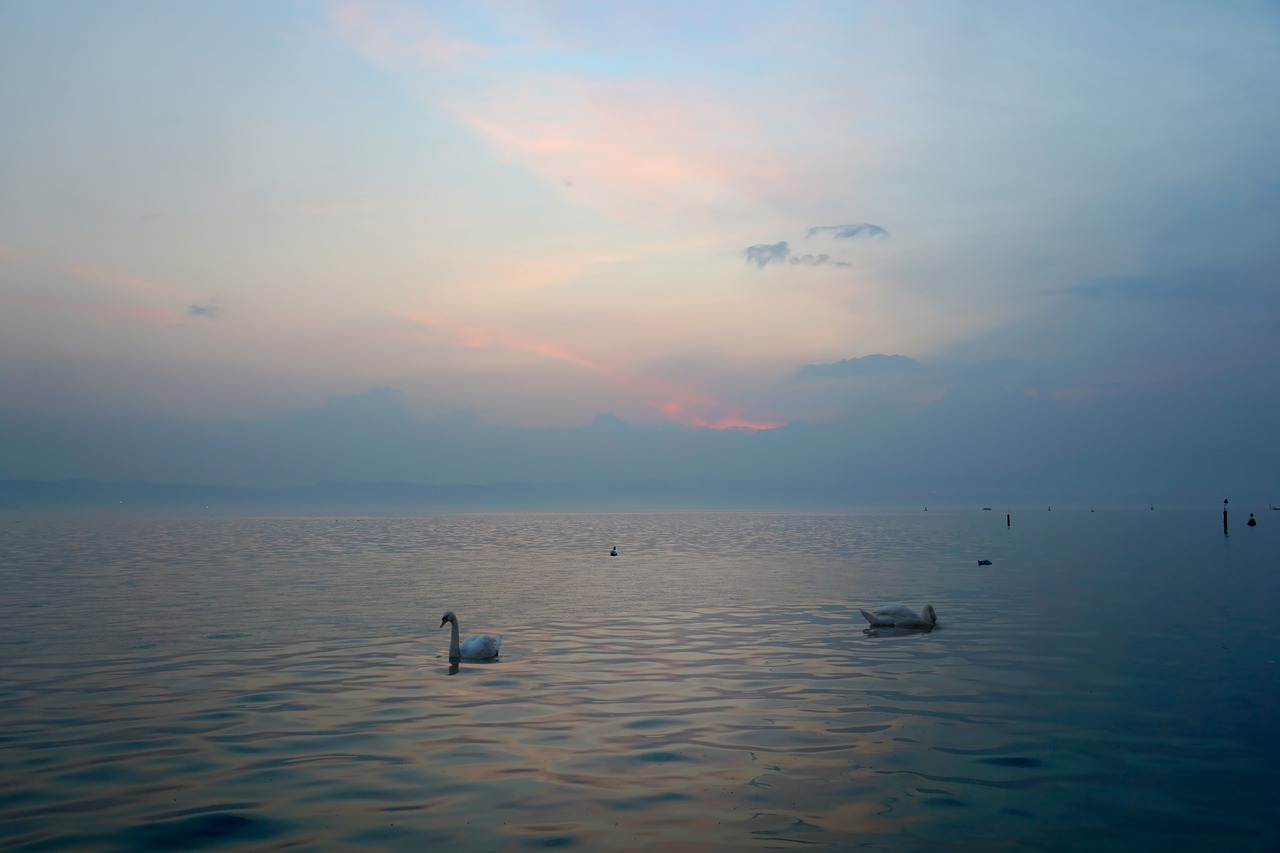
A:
2,1,1278,496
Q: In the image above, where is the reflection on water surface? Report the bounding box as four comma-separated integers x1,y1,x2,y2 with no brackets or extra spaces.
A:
1,510,1277,850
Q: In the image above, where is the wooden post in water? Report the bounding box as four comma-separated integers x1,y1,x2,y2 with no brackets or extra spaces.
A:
1006,513,1011,527
1223,498,1229,536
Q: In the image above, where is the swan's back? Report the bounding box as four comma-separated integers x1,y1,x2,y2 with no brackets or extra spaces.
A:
860,604,937,629
459,633,501,659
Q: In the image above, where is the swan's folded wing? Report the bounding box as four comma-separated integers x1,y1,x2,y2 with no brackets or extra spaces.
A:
459,634,501,659
860,608,895,626
870,605,919,621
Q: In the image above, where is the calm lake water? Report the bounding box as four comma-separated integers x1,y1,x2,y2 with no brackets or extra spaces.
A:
1,508,1277,851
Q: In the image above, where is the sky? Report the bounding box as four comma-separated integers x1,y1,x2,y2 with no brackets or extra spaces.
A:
1,1,1278,501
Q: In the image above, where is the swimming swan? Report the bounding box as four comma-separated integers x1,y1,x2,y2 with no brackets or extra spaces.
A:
859,604,938,630
440,611,501,662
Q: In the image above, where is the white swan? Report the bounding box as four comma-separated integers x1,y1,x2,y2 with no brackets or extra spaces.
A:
440,611,501,662
859,604,938,630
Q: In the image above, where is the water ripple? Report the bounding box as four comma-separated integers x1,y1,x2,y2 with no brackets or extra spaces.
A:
2,510,1277,850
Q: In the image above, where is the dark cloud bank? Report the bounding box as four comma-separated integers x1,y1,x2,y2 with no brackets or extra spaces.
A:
2,381,1275,510
797,354,921,380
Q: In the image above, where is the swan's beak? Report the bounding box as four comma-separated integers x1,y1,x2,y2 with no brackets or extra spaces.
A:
440,617,448,628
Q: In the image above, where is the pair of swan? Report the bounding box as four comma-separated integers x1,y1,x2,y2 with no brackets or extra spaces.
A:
858,603,938,630
441,601,936,666
440,610,501,663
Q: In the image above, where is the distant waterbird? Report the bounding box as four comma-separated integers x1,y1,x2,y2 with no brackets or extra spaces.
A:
977,559,992,566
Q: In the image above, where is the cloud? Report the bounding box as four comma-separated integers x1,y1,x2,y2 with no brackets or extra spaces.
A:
743,242,850,269
396,310,768,429
797,353,921,380
189,303,219,318
325,1,488,72
746,225,881,269
326,3,824,222
788,253,850,268
1048,272,1253,304
806,223,888,240
744,241,790,268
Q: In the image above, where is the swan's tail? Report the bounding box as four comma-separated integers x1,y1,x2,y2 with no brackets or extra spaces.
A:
859,609,884,626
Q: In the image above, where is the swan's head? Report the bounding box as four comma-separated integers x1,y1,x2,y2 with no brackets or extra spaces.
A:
923,604,938,626
440,611,457,628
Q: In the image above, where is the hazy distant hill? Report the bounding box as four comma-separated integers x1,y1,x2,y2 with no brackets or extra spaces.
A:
0,478,1243,512
0,478,895,511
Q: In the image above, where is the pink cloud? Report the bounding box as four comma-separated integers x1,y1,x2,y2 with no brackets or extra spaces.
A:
399,309,621,380
2,244,199,326
63,263,191,302
397,308,783,429
694,414,783,431
460,78,801,218
325,0,489,71
5,291,187,326
324,3,825,220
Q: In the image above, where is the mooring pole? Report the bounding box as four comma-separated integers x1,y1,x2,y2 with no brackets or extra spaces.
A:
1223,498,1229,536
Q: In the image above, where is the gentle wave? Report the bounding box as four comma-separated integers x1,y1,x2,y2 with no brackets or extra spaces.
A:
2,510,1277,850
1,605,1272,851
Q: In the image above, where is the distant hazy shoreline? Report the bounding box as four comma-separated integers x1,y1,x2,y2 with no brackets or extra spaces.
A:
0,479,1252,512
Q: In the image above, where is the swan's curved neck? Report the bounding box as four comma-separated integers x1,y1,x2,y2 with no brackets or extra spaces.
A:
448,619,461,663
